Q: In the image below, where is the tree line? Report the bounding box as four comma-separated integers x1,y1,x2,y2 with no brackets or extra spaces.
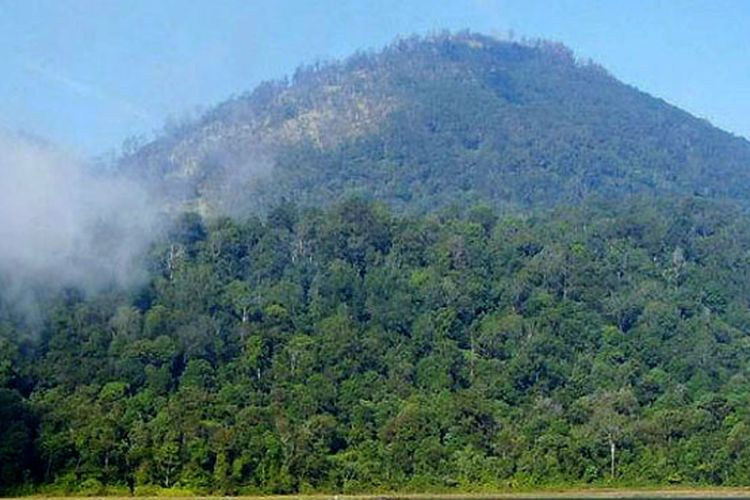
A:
3,196,750,494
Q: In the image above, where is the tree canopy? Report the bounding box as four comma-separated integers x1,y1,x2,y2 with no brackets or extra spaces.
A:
4,196,750,494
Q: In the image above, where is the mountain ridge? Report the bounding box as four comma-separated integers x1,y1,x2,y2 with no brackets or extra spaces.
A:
120,31,750,217
7,31,750,494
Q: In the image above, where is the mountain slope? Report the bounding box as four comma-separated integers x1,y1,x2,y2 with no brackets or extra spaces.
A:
122,32,750,215
6,196,750,492
8,31,750,495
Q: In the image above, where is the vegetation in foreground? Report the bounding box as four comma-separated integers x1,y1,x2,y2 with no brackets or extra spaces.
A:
4,197,750,494
11,486,750,498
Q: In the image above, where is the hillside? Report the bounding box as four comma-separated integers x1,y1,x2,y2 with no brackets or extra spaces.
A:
5,197,750,493
122,32,750,216
6,31,750,495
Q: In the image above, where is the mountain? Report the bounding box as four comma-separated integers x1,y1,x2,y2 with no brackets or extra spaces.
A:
122,31,750,216
7,32,750,495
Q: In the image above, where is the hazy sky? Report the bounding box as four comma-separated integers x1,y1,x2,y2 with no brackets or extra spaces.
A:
1,0,748,155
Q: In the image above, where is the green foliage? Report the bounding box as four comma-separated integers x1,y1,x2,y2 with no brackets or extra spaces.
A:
122,32,750,218
0,389,35,492
4,196,750,492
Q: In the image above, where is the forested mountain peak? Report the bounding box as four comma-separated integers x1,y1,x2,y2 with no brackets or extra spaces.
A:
6,30,750,495
122,31,750,216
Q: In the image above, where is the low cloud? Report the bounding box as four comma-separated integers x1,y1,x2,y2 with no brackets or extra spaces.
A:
0,131,161,321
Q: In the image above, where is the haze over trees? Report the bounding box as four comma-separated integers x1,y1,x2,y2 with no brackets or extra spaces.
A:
3,32,750,495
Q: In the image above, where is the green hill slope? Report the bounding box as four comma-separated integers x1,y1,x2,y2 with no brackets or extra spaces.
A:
5,32,750,495
123,32,750,215
5,197,750,492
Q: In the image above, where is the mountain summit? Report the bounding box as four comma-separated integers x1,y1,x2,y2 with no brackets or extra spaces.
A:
9,31,750,494
122,32,750,215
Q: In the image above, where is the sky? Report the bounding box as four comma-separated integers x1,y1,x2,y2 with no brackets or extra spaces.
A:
0,0,748,156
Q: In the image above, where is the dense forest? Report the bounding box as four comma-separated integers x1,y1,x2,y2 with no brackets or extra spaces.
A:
5,196,750,494
4,31,750,496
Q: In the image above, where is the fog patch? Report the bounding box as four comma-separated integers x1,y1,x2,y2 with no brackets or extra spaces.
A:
0,131,161,322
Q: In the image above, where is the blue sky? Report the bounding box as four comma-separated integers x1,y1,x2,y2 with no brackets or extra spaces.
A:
1,0,748,155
